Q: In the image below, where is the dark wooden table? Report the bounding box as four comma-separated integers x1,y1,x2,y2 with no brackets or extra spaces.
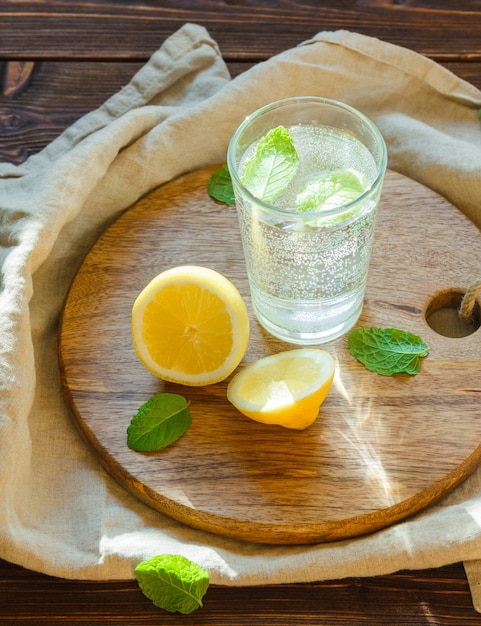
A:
2,1,481,623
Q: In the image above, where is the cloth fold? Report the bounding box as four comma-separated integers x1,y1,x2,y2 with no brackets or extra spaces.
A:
2,22,481,611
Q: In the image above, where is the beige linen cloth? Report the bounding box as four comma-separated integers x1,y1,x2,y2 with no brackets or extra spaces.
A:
2,22,481,609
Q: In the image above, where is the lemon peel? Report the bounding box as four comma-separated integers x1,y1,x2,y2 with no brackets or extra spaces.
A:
227,348,335,430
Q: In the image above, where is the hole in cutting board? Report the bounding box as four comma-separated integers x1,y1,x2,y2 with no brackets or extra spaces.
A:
425,289,480,338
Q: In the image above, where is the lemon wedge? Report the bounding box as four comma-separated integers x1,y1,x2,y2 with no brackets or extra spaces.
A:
227,349,335,429
132,266,250,386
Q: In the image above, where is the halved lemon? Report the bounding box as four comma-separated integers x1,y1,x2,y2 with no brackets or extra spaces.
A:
227,349,335,430
132,266,250,386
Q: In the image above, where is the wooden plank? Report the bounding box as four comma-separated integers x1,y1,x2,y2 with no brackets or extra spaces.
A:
0,60,142,164
2,1,481,61
1,558,479,625
1,58,480,166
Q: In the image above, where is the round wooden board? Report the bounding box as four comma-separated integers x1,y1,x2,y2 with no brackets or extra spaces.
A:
59,166,481,545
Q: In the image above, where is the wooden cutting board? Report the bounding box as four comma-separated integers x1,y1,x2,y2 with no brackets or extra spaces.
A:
59,166,481,545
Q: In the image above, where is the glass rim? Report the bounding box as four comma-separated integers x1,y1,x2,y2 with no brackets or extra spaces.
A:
227,96,388,219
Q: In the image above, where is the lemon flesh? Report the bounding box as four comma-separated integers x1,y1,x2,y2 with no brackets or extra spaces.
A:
227,349,335,430
132,266,250,386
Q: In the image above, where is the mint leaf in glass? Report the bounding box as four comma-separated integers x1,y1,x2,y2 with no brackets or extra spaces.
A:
296,169,365,212
135,554,210,614
127,393,192,451
348,327,429,376
241,125,299,203
207,164,235,204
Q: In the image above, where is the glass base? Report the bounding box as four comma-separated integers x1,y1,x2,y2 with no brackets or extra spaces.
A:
253,300,363,345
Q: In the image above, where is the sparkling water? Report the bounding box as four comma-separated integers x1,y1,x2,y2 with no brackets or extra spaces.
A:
236,124,382,344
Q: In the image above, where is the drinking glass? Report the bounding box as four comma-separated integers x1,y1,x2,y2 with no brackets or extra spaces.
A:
227,96,387,344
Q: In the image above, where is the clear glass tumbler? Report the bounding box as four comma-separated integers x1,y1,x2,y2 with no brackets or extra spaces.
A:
227,96,387,345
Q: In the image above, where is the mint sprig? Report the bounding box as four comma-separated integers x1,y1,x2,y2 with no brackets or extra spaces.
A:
207,164,235,204
135,554,210,614
241,125,299,203
348,327,429,376
296,169,365,212
127,393,192,451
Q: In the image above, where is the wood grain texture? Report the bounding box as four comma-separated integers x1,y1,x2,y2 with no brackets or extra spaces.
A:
4,58,481,165
1,558,480,625
2,0,481,61
59,165,481,545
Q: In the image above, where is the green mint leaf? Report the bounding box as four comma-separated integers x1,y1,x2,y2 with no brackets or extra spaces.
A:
348,327,429,376
135,554,210,615
127,393,192,451
296,169,364,212
241,125,299,203
207,164,235,204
